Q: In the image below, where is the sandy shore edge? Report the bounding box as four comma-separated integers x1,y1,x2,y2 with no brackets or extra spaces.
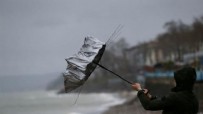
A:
103,91,161,114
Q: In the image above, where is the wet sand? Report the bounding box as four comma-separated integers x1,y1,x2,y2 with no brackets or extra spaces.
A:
103,97,161,114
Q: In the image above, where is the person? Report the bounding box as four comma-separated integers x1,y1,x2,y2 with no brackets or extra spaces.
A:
132,66,199,114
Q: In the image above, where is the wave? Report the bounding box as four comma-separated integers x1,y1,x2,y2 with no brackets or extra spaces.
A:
0,91,126,114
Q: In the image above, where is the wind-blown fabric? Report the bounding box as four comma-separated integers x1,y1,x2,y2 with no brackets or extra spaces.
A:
63,37,106,92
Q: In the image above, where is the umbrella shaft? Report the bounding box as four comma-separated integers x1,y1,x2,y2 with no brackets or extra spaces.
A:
95,63,133,85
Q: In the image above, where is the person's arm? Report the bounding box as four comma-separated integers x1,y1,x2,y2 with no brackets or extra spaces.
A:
137,90,165,110
132,83,176,111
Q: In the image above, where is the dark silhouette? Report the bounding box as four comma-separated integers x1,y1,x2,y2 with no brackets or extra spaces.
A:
132,67,199,114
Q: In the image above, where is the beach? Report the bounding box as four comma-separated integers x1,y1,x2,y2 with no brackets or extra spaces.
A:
103,91,161,114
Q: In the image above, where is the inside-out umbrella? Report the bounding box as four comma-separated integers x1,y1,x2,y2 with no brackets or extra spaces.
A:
63,36,133,93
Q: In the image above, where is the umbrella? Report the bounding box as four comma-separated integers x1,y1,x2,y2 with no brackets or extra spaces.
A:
63,36,133,93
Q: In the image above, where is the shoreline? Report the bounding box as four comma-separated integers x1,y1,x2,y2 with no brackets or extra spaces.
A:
103,91,162,114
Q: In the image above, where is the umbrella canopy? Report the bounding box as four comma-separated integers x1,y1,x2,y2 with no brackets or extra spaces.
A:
63,37,106,92
63,36,133,93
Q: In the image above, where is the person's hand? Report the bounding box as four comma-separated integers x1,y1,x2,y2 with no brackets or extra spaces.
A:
132,83,142,91
143,89,149,94
143,89,152,99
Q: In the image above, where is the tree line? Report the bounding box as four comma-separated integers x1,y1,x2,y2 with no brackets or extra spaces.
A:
153,16,203,61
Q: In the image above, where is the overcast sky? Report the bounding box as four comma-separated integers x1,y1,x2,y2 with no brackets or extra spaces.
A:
1,0,203,76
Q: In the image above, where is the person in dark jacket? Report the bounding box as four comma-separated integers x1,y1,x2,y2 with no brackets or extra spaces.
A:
132,67,199,114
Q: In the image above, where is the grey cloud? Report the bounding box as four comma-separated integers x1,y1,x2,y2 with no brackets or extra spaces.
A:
1,0,203,76
34,19,66,28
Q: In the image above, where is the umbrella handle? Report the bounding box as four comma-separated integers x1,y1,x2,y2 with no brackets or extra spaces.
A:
95,63,133,85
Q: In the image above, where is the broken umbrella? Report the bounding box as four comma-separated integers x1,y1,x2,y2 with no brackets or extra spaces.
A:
63,37,133,92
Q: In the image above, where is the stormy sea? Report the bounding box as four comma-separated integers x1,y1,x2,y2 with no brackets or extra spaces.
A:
0,91,125,114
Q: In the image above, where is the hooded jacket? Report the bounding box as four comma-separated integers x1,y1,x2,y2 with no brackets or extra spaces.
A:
137,67,199,114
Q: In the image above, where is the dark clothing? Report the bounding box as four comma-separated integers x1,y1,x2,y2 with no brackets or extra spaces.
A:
173,67,197,92
137,90,199,114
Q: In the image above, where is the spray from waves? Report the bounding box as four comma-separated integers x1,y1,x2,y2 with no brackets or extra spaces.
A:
66,93,126,114
94,93,126,114
0,91,127,114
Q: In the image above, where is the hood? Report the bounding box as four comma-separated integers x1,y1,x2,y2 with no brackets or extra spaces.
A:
172,67,196,92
